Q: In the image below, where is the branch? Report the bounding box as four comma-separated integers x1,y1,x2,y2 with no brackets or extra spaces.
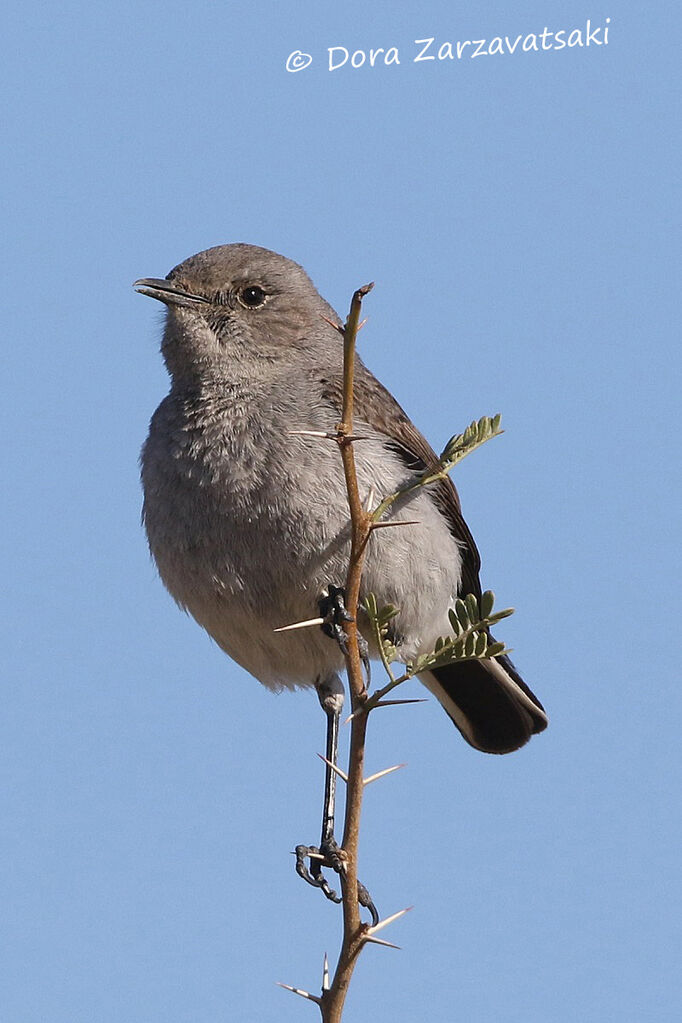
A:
288,288,513,1021
319,283,375,1023
371,413,503,522
363,589,514,709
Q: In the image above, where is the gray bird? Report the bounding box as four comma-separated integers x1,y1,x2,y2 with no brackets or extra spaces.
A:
135,244,547,904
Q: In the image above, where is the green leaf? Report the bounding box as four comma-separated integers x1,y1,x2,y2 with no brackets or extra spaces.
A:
480,590,495,619
455,599,469,629
489,606,514,624
465,592,479,622
380,603,400,622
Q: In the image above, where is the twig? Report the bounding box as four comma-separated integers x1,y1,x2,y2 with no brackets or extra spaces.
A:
371,414,503,523
290,289,506,1021
318,283,375,1023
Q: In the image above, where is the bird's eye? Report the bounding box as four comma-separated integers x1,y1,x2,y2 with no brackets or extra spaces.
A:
238,285,267,309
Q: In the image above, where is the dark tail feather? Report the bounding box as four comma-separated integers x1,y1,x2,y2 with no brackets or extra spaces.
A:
422,651,547,754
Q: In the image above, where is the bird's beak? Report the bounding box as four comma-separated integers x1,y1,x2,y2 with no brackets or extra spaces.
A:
133,278,209,309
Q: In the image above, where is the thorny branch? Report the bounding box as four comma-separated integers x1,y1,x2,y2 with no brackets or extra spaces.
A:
280,285,510,1021
321,283,376,1023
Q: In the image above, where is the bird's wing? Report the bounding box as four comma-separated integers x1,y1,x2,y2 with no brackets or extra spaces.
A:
320,360,482,600
319,360,548,754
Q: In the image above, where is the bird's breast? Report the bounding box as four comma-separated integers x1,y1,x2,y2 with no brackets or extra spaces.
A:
141,389,463,686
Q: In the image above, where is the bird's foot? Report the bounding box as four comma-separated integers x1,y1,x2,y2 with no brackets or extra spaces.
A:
319,585,370,684
295,837,379,925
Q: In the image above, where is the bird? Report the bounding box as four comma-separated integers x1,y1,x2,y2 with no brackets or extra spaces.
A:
135,243,547,905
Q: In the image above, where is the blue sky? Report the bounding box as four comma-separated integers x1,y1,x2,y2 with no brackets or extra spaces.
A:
2,2,680,1021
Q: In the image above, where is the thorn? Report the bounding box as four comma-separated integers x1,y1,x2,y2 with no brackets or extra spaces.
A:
374,698,429,708
344,434,368,442
364,485,377,511
367,906,413,936
363,763,406,786
370,520,421,530
288,429,335,439
321,314,345,334
276,982,322,1005
322,952,329,991
274,616,325,633
362,934,401,950
343,707,362,724
342,690,418,723
317,753,349,783
357,317,368,331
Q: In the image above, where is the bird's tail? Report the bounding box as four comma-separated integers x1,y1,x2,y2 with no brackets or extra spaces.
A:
421,650,547,754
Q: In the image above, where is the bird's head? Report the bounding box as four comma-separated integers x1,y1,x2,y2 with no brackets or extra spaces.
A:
134,244,342,383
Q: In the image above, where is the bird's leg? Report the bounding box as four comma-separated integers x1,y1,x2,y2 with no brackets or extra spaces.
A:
294,674,379,926
319,675,343,852
294,677,344,902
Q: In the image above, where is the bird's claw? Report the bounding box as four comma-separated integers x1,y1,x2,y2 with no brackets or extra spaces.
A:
294,839,378,923
295,844,342,903
357,879,380,928
319,585,371,684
